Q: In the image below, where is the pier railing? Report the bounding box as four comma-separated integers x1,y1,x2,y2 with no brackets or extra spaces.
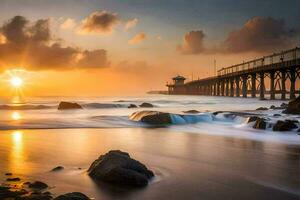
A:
217,47,300,76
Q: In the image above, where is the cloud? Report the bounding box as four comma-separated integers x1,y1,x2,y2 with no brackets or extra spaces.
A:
60,18,76,30
178,17,298,55
125,18,138,30
177,30,205,54
223,17,296,52
79,11,119,34
76,50,109,68
128,32,146,45
0,16,109,70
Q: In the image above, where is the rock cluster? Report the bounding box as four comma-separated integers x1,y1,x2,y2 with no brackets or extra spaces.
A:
284,97,300,114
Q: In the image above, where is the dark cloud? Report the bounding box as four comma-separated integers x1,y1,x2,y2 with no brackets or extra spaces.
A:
224,17,296,52
79,11,119,34
178,17,298,55
177,30,206,54
0,16,108,70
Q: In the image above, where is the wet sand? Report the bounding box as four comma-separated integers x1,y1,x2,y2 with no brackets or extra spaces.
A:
0,128,300,200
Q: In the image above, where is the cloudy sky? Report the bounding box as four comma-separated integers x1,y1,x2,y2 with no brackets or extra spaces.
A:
0,0,299,96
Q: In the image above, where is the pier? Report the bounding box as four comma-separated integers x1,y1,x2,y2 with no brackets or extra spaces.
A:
167,47,300,100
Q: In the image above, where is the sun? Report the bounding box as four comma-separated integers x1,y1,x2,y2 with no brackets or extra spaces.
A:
10,76,23,87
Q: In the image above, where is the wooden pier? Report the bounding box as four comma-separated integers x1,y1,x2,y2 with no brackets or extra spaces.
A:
167,47,300,100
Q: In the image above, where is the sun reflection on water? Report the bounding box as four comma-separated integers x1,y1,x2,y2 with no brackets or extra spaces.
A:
9,130,27,174
11,111,22,121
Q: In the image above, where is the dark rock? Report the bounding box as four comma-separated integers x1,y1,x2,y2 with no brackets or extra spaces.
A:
256,107,268,111
129,111,172,125
273,120,298,131
260,97,267,100
54,192,90,200
51,166,64,172
128,104,137,108
273,114,281,117
253,118,267,130
247,116,259,123
183,110,200,114
6,177,21,181
5,172,12,176
212,111,223,115
22,193,52,200
280,103,288,109
283,97,300,114
28,181,48,190
139,102,154,108
0,187,27,199
88,150,154,187
270,105,276,109
58,101,82,110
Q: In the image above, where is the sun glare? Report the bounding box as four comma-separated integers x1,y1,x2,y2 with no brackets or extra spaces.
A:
10,76,23,87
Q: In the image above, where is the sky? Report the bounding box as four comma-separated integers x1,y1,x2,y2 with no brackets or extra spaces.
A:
0,0,299,96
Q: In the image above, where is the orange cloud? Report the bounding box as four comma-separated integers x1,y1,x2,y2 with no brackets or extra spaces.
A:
128,32,146,45
60,18,76,30
0,16,109,71
125,18,138,30
177,30,206,54
79,11,119,35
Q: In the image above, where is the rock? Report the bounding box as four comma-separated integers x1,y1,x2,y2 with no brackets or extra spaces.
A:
54,192,90,200
128,104,137,108
0,186,27,199
6,177,21,181
212,111,223,115
23,193,52,200
273,120,298,131
270,105,276,109
5,172,12,176
28,181,48,190
273,114,281,117
260,97,267,100
58,101,82,110
256,107,268,111
280,103,288,109
253,118,267,130
283,97,300,114
183,110,200,114
247,116,259,123
139,102,154,108
129,111,172,125
51,166,64,172
88,150,154,187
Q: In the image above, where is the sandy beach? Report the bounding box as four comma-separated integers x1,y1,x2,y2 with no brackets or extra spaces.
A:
1,127,300,199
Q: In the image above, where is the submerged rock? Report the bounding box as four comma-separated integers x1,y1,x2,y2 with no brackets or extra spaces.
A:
58,101,82,110
88,150,154,187
6,177,20,182
256,107,268,111
29,181,48,190
54,192,89,200
51,166,64,172
5,172,12,176
128,104,137,108
283,97,300,114
139,102,154,108
129,111,172,125
273,120,298,131
183,110,200,114
253,118,267,130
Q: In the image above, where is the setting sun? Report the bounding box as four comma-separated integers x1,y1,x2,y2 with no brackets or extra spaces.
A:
10,76,23,88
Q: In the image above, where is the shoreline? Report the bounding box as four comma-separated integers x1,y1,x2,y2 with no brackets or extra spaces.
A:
1,128,300,199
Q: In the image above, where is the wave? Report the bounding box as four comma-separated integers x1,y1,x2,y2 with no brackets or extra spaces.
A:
82,103,127,109
0,104,53,110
